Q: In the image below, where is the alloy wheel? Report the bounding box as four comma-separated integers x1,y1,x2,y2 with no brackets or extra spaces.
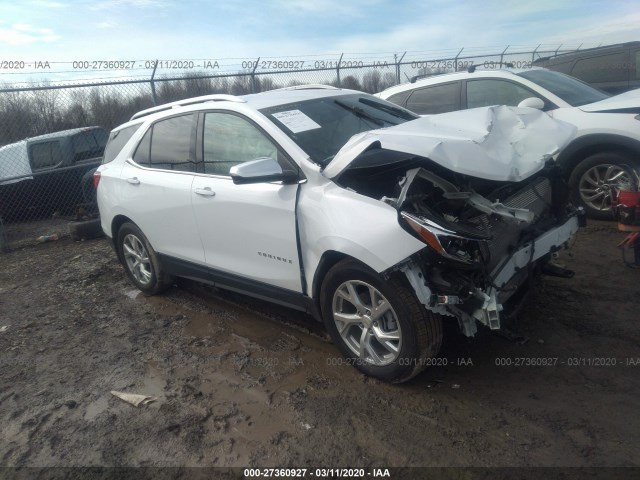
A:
579,164,630,212
122,233,152,285
331,280,402,366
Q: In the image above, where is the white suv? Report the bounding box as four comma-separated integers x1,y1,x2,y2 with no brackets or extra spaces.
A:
96,86,582,383
378,68,640,218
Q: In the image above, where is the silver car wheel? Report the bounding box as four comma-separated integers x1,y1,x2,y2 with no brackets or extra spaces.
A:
332,280,402,366
122,233,152,285
579,164,630,212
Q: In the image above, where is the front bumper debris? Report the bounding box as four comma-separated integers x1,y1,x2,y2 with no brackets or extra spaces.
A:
402,213,581,337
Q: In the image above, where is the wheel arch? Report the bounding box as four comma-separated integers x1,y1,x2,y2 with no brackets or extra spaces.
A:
310,250,349,316
556,134,640,176
111,214,135,258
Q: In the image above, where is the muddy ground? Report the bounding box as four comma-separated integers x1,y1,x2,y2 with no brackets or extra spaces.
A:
0,220,639,472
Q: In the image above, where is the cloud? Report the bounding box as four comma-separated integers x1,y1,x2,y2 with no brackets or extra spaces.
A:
97,21,116,29
270,0,383,17
542,11,640,45
88,0,169,10
30,0,69,7
0,23,60,45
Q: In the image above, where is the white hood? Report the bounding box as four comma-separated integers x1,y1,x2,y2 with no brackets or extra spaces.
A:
580,88,640,112
323,105,576,182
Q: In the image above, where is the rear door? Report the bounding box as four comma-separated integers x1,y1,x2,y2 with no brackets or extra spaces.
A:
119,113,205,264
191,111,301,292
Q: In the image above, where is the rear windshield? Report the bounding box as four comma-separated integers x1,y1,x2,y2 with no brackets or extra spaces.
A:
260,94,417,166
517,69,609,107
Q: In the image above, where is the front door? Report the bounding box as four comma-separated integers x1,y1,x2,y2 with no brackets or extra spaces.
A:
191,111,301,292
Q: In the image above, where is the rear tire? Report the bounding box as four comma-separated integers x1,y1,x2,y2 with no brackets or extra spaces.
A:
569,152,636,219
320,259,443,383
116,222,173,295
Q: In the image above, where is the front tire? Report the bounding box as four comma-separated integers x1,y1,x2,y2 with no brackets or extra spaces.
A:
569,152,636,219
320,259,443,383
116,222,173,295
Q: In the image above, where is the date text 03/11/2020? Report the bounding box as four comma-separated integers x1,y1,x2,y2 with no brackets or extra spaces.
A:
243,468,392,478
494,357,640,367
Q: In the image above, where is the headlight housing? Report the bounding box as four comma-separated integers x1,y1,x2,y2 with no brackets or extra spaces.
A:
401,211,485,265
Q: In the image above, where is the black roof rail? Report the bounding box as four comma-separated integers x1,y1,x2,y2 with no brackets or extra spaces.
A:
467,61,514,73
410,72,450,83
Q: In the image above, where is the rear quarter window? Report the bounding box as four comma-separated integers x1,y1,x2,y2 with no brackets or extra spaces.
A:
102,124,141,164
72,131,101,162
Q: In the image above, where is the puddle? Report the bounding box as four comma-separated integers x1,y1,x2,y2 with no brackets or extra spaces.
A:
127,282,361,463
141,361,167,402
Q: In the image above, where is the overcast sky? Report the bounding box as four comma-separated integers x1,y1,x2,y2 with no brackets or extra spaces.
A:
1,0,639,80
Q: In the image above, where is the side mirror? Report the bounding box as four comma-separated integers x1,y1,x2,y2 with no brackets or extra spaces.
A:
517,97,545,110
230,157,299,185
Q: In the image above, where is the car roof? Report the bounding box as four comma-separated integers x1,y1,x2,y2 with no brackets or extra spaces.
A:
114,86,364,132
25,126,105,143
129,86,358,120
378,67,544,97
241,85,359,109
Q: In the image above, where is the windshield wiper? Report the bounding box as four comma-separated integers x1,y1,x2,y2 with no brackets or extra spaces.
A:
334,99,385,127
358,98,416,121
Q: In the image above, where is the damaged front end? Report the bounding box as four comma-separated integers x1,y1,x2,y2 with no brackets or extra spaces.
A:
389,163,583,337
326,105,582,337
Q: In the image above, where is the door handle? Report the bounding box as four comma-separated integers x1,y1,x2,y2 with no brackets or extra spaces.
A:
194,187,215,197
126,177,140,185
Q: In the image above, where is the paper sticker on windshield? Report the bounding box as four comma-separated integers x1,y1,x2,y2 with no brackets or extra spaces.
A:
272,110,321,133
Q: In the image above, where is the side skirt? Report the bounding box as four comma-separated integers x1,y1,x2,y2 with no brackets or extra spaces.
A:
157,254,322,321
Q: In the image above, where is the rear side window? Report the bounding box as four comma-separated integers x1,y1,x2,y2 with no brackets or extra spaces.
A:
72,131,102,162
103,124,140,164
133,114,196,172
29,141,63,170
405,82,460,114
467,79,538,108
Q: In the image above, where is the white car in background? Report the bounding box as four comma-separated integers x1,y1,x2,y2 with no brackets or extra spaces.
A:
377,68,640,218
96,87,582,383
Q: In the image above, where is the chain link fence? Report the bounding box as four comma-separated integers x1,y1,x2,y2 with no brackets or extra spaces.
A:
0,44,587,250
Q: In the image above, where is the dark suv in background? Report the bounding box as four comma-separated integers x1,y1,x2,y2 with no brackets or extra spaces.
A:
0,126,108,221
533,41,640,94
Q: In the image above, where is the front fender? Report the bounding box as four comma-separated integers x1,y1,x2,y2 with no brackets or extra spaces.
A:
298,181,425,297
555,133,640,173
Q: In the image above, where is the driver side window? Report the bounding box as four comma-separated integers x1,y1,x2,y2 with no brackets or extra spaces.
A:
203,113,278,176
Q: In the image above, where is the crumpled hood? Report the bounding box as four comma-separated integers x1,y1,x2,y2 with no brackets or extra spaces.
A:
579,88,640,112
322,105,576,182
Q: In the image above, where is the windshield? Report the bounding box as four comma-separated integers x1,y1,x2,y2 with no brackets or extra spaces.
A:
260,94,417,166
517,69,610,107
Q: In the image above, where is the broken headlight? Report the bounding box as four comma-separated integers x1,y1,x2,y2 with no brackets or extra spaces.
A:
401,211,485,265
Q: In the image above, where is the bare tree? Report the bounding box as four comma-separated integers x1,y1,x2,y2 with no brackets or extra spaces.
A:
339,75,363,91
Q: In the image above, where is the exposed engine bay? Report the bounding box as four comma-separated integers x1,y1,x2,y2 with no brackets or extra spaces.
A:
335,151,582,337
